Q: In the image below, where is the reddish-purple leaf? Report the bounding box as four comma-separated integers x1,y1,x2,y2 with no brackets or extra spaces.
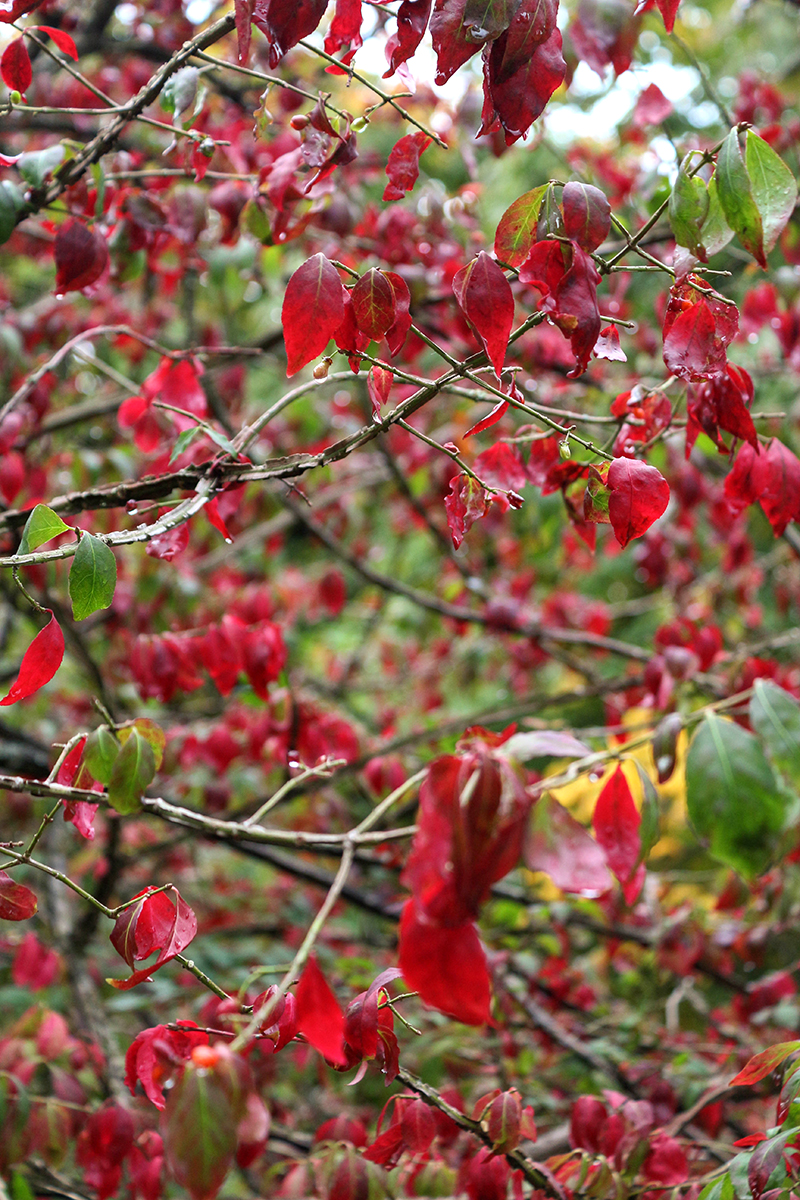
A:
524,793,613,896
252,0,328,67
452,252,514,375
398,900,492,1025
0,611,64,706
607,457,670,547
654,0,680,34
324,0,363,56
367,365,393,415
724,441,761,514
473,441,528,494
282,253,346,376
234,0,254,62
54,219,109,293
749,1131,797,1200
480,27,566,144
0,870,38,921
108,887,197,989
662,298,720,381
1,37,31,92
383,0,432,76
383,131,432,201
430,0,482,83
570,1095,608,1151
644,1133,689,1185
295,956,347,1064
493,0,558,82
570,0,641,76
592,765,643,903
632,82,673,127
384,271,412,356
754,438,800,537
401,1099,437,1153
562,181,611,252
36,25,79,58
351,268,397,341
729,1041,800,1088
444,473,489,547
551,244,602,375
0,0,42,21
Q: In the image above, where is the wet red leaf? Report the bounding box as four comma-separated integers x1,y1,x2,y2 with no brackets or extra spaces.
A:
0,871,38,920
444,473,489,547
351,268,397,341
108,887,198,989
383,132,432,201
562,181,611,251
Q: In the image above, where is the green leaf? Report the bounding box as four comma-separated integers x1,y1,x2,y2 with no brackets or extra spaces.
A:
745,131,798,258
169,426,202,465
0,180,27,247
686,714,788,878
162,66,199,122
669,159,709,258
634,761,660,864
700,175,735,257
207,427,237,456
715,128,765,267
493,184,549,267
118,718,165,770
68,533,117,620
107,729,155,815
163,1064,238,1200
17,144,65,189
83,725,119,787
750,679,800,788
18,504,72,555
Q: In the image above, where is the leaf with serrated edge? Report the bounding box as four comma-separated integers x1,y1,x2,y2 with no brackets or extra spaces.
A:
19,505,72,555
69,533,117,620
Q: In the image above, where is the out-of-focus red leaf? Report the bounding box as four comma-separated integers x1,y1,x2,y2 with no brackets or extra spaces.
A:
12,931,61,987
54,219,109,293
108,887,197,989
524,793,613,896
570,0,641,76
324,0,363,56
643,1133,688,1184
480,27,565,145
0,871,38,920
0,0,42,21
570,1095,608,1151
146,522,190,561
562,181,611,251
1,37,32,91
653,0,680,33
686,362,757,456
592,765,643,904
368,365,393,415
729,1041,800,1087
452,252,514,375
753,438,800,536
0,611,64,706
125,1022,209,1109
632,82,673,127
383,131,432,201
607,457,670,547
383,0,432,76
252,0,328,67
351,268,397,341
398,900,492,1025
36,25,79,58
234,0,254,61
493,0,558,82
295,956,347,1064
282,253,346,375
444,473,489,547
473,441,528,495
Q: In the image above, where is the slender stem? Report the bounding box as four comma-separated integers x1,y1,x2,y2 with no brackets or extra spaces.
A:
243,758,347,827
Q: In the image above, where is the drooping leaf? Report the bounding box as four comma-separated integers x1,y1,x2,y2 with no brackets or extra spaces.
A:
430,0,483,84
745,131,798,258
383,132,432,201
561,181,610,252
716,128,765,268
654,0,680,32
662,298,719,381
282,253,346,376
592,765,643,904
686,714,789,879
569,0,641,76
108,886,197,988
252,0,329,67
83,725,120,787
452,252,515,375
1,37,31,92
69,532,117,620
384,271,412,357
750,680,800,787
480,26,565,145
0,179,27,245
493,0,558,81
54,219,109,293
35,23,78,57
669,160,709,259
444,473,489,547
524,793,613,896
398,900,492,1025
730,1041,800,1088
754,437,800,537
607,457,669,548
295,956,347,1064
18,504,72,555
383,0,432,76
0,871,38,921
749,1129,800,1200
0,612,65,706
494,184,549,267
550,243,602,375
107,728,156,815
632,82,673,127
351,268,397,341
699,175,735,257
163,1061,239,1200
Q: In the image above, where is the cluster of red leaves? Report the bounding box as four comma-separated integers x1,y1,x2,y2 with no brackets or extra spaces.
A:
568,1093,688,1187
118,358,207,454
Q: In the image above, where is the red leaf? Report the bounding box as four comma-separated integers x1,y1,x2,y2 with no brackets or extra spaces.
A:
252,0,328,67
383,132,432,201
0,870,38,920
662,298,719,381
324,0,363,58
368,365,393,415
398,900,492,1025
551,244,602,375
492,0,558,82
754,438,800,537
654,0,680,33
724,441,761,513
0,611,64,706
384,271,412,356
480,27,566,145
1,36,31,91
0,0,43,21
519,238,568,294
36,25,78,58
592,765,643,903
430,0,481,84
12,931,60,988
205,496,232,541
401,1099,437,1153
464,399,509,438
570,1095,608,1152
282,253,346,376
452,252,514,375
147,522,190,561
632,82,673,127
383,0,432,76
524,793,613,896
644,1133,689,1185
54,219,109,293
108,887,197,989
729,1041,800,1088
562,182,611,252
570,0,641,75
295,956,347,1064
351,268,397,341
234,0,254,61
125,1022,209,1109
444,473,489,548
473,441,528,494
607,457,670,548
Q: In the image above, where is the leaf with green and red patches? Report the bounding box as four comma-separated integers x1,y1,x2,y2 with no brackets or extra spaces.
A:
729,1041,800,1088
494,184,549,267
383,132,432,201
